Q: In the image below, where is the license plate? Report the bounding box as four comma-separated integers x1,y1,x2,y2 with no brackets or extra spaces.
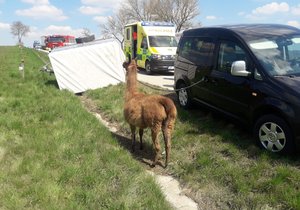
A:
168,66,175,70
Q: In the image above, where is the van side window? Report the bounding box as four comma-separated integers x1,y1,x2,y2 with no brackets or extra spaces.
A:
178,37,215,67
218,41,248,73
178,37,192,59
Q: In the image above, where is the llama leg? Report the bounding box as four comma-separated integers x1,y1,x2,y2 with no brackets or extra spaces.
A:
151,127,161,167
130,125,136,152
139,128,144,150
162,126,171,167
162,118,175,167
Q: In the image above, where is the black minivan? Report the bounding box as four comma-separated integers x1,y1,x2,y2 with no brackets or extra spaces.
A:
174,24,300,154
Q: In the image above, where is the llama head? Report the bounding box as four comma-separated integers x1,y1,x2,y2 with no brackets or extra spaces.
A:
123,59,137,74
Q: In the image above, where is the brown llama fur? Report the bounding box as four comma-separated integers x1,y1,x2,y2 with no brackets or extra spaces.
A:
123,59,177,167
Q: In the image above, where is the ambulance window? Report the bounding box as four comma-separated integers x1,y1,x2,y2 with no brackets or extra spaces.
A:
141,37,148,49
126,28,130,40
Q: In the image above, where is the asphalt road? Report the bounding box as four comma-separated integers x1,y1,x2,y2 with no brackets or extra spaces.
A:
137,70,175,91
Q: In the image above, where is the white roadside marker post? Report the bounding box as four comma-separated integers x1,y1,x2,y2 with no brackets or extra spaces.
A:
19,59,25,79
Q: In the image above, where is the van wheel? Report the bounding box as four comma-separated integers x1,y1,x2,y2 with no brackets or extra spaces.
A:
177,83,192,109
145,61,152,75
253,114,295,154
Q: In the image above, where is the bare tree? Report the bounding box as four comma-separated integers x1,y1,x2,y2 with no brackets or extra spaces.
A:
123,0,159,21
176,0,199,32
100,0,157,42
100,16,121,42
81,28,92,37
100,5,132,44
100,0,199,40
10,21,30,46
155,0,199,32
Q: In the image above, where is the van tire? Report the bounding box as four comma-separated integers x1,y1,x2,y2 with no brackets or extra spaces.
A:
253,114,295,154
177,82,192,109
145,61,152,75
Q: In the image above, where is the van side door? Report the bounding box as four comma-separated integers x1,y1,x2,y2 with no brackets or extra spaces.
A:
176,36,215,103
191,38,215,102
207,40,254,120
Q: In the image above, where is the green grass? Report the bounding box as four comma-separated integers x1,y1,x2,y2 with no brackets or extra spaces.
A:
0,46,172,210
86,75,300,209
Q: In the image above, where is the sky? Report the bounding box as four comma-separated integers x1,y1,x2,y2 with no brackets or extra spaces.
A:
1,0,300,47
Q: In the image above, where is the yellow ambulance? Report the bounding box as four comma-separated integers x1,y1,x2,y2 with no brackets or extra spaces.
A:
124,21,177,74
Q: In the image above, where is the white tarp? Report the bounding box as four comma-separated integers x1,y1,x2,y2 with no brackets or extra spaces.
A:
49,39,126,93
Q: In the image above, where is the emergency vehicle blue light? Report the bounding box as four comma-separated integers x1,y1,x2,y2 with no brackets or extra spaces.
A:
141,21,174,27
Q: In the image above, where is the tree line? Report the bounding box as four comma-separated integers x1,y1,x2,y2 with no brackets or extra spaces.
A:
10,0,200,45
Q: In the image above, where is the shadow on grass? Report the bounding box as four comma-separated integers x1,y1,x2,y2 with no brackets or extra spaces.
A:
45,79,59,89
111,132,160,168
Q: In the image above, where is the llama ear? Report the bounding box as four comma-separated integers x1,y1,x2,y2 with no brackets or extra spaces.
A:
122,61,129,69
131,59,136,65
123,55,133,69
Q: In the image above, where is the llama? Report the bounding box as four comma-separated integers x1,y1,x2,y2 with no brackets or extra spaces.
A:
123,60,177,167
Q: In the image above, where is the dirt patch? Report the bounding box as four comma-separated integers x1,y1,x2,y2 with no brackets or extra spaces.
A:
80,95,120,132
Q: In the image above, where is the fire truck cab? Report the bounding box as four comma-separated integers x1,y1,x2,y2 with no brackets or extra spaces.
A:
42,35,76,50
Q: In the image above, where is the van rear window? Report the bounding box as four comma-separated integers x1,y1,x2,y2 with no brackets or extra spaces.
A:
178,37,215,67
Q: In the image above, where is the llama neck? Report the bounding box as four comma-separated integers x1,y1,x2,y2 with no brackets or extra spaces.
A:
125,70,138,100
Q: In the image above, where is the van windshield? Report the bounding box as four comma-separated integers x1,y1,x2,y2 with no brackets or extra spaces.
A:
149,36,177,47
248,35,300,76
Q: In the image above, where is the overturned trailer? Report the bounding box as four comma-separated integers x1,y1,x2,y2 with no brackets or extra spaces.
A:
49,39,126,94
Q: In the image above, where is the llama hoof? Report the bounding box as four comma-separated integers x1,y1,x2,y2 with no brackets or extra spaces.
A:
150,162,157,168
153,160,164,168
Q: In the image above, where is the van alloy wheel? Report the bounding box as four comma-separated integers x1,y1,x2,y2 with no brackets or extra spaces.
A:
177,83,192,109
178,88,188,106
258,121,286,152
254,114,295,154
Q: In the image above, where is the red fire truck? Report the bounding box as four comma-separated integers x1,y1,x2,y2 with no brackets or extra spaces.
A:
41,35,76,50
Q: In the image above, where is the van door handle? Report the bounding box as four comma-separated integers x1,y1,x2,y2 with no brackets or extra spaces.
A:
210,78,218,85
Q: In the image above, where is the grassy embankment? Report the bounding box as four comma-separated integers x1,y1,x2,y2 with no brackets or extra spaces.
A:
0,46,172,210
86,67,300,209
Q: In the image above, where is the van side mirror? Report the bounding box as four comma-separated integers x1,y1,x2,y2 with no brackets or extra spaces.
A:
231,61,251,77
